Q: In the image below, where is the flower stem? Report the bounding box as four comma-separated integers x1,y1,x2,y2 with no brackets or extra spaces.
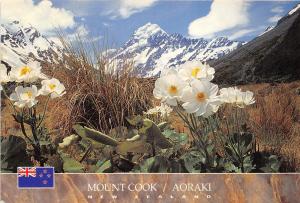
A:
2,88,17,115
36,95,50,129
174,108,197,141
20,112,34,145
235,107,240,132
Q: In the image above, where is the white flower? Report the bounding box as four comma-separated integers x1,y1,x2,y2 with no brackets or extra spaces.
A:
10,85,38,108
220,87,255,108
160,68,177,77
153,71,187,106
9,60,44,83
126,134,141,142
58,134,78,148
144,103,173,117
144,106,160,115
202,102,220,118
240,91,255,107
178,61,215,81
219,87,239,103
0,64,10,85
181,80,221,117
158,103,173,117
39,78,66,98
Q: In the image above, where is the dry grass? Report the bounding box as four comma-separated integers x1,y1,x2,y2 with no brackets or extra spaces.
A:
249,91,297,148
167,81,300,171
243,82,300,171
43,37,154,136
244,82,299,149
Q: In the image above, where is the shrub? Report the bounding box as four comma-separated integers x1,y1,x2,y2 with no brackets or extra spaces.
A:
45,37,154,136
248,89,298,151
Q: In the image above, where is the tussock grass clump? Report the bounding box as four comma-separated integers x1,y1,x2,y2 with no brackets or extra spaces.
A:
247,83,299,151
45,37,154,136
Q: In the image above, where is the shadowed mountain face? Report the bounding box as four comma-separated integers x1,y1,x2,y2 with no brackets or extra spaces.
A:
211,5,300,85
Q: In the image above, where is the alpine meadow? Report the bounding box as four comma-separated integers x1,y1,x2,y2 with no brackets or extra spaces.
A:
1,1,300,174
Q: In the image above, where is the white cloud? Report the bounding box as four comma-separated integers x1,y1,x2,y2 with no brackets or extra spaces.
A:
271,6,284,14
66,25,102,43
188,0,250,38
268,15,282,23
268,6,284,23
229,29,256,40
103,22,111,27
66,25,89,40
229,25,267,40
1,0,75,33
89,36,103,42
109,0,157,19
47,26,88,46
75,25,89,37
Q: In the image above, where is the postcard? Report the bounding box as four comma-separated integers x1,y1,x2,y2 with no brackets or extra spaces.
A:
1,0,300,202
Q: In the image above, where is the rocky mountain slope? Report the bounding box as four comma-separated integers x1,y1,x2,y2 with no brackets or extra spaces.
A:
0,21,63,67
211,4,300,85
108,23,243,77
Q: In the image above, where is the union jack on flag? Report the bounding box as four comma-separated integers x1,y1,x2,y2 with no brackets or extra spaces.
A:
17,167,54,188
17,167,36,178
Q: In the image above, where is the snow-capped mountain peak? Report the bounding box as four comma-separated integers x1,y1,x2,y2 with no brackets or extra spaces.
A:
0,21,64,67
133,23,166,39
259,26,275,36
109,23,243,77
288,3,300,15
123,23,168,49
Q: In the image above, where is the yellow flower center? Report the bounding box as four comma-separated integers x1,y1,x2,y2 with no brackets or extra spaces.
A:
48,84,56,91
20,66,31,76
168,85,178,95
191,67,201,78
196,92,206,102
25,91,33,98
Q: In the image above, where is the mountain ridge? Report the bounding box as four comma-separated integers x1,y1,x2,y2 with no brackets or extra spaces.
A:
211,3,300,85
0,21,64,67
108,22,244,77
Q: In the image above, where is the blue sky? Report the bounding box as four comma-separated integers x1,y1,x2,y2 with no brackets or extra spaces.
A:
2,0,300,47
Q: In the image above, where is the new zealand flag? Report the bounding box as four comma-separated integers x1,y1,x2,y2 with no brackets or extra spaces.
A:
17,167,54,188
